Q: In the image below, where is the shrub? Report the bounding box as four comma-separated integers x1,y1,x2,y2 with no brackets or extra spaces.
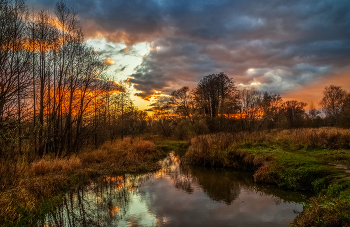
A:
131,140,156,155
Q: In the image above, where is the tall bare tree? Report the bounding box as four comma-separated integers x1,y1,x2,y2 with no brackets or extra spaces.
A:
194,72,237,118
0,0,31,155
319,85,347,126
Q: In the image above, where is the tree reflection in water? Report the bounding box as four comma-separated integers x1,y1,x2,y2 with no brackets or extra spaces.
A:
38,152,309,227
38,174,151,227
166,154,245,204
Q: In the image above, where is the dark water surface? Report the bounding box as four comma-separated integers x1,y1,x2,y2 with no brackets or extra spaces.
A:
38,152,309,227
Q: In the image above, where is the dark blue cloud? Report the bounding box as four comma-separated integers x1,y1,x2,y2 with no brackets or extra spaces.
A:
26,0,350,98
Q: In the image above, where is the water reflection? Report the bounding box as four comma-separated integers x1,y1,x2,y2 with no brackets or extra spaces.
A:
38,152,308,227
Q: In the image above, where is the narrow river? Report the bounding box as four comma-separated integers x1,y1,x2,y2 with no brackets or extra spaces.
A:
38,152,309,227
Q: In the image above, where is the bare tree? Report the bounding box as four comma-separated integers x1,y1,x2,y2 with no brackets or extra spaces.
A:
338,93,350,128
170,86,196,121
319,85,347,126
194,72,237,118
0,0,31,155
281,100,307,128
259,92,283,130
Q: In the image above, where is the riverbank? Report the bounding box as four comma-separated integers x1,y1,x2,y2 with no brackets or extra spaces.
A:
2,128,349,226
0,137,187,226
184,128,350,226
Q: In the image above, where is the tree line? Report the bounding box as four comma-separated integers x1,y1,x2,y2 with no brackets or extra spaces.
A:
150,72,350,139
1,0,350,166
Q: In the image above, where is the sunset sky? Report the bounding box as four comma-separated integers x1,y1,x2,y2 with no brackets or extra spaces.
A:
27,0,350,110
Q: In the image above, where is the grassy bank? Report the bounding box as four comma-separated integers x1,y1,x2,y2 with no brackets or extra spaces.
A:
0,137,177,226
184,128,350,226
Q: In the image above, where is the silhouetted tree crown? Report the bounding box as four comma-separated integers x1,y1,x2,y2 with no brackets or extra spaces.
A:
194,72,237,118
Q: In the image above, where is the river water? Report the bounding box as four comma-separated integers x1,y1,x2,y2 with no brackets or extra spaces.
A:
38,152,309,227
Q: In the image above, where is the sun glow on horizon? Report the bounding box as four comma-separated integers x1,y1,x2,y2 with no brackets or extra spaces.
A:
85,38,152,110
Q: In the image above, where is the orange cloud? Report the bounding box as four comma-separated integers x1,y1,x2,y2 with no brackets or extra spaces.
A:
283,67,350,109
82,20,161,46
48,18,67,33
134,92,153,101
14,37,62,52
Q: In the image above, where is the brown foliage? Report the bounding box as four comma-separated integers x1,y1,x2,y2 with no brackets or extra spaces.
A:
277,128,350,150
0,159,25,190
31,156,82,175
79,137,157,166
185,132,272,167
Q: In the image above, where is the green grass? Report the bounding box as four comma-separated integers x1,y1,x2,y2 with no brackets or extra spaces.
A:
155,140,189,152
184,130,350,226
235,145,339,191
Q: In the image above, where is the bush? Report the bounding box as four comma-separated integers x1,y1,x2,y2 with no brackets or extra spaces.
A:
131,140,156,155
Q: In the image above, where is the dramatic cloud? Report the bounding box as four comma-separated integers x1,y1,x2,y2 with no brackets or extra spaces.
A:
27,0,350,103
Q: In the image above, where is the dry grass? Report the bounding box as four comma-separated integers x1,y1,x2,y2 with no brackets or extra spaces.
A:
31,156,82,175
253,162,272,182
0,159,26,190
79,149,111,164
0,137,161,226
185,133,271,168
79,137,157,166
187,128,350,160
0,186,37,222
277,127,350,150
185,133,234,166
131,140,156,154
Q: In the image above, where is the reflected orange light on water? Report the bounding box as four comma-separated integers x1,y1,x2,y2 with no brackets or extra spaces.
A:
109,206,120,216
104,58,115,65
105,176,137,192
105,176,123,182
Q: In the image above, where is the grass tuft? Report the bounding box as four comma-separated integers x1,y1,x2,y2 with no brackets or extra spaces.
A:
31,156,82,175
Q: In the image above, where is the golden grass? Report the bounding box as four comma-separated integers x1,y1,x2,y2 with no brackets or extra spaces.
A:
31,156,82,175
79,137,157,166
187,128,350,159
131,140,156,154
185,133,233,166
79,149,111,164
185,132,272,167
0,137,160,226
276,127,350,149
